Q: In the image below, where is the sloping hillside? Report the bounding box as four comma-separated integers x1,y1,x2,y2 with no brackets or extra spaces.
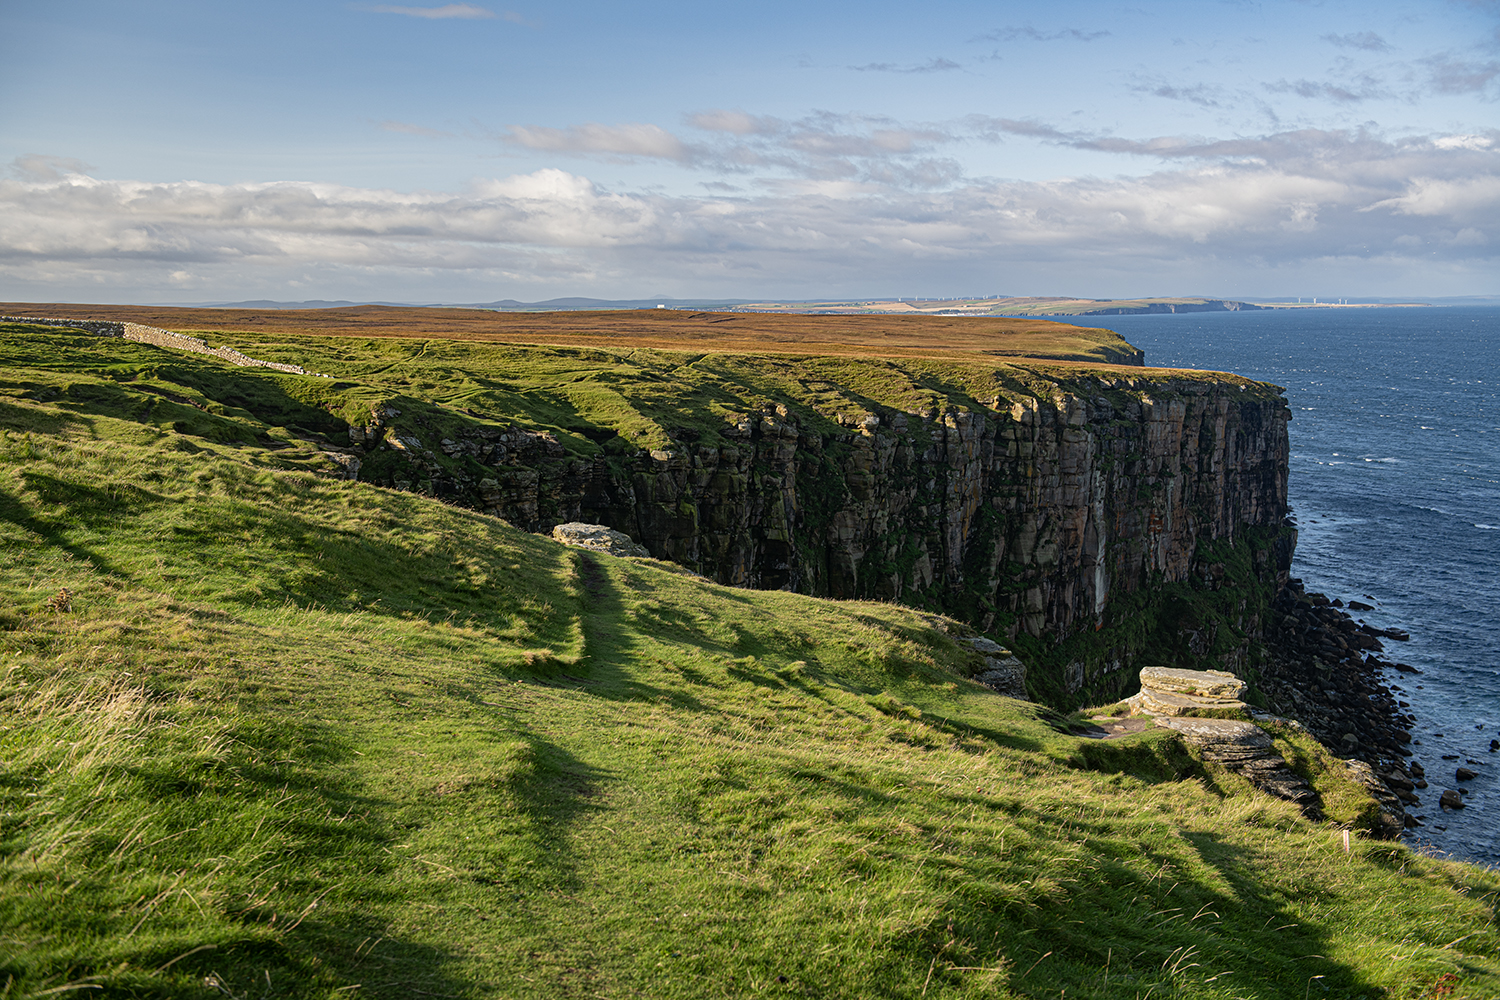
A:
1,322,1497,999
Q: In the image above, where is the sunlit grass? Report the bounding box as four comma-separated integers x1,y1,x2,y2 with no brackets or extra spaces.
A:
0,333,1496,999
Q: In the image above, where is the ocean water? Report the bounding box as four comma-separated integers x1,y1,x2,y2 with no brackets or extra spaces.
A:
1063,307,1500,869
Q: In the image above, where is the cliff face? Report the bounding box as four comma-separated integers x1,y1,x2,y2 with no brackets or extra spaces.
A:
360,365,1293,706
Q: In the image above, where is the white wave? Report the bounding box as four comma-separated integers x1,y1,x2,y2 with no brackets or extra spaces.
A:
1477,523,1499,530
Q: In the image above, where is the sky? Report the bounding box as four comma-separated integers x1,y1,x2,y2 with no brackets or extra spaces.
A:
2,0,1498,303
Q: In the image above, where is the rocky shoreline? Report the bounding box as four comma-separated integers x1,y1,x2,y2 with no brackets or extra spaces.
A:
1256,577,1469,834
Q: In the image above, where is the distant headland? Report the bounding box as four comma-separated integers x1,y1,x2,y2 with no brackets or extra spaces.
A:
729,295,1434,317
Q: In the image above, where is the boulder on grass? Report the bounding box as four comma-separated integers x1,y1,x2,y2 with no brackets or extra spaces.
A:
551,522,650,558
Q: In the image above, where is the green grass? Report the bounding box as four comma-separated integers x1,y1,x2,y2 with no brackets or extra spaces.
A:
0,329,1497,999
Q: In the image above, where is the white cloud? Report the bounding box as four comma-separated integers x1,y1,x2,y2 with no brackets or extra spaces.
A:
502,113,961,188
972,25,1110,43
3,129,1495,299
848,58,962,74
504,123,695,162
1366,176,1500,216
364,4,510,20
10,155,95,181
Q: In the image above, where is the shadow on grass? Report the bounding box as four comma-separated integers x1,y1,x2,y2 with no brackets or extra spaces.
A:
0,714,479,1000
566,552,713,713
963,828,1387,1000
0,484,125,577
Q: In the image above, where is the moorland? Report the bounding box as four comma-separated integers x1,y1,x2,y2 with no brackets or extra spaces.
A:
0,304,1145,366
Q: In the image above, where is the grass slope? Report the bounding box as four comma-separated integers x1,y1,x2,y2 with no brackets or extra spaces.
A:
0,329,1497,999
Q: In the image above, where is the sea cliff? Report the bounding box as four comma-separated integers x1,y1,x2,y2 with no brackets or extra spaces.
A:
345,360,1294,708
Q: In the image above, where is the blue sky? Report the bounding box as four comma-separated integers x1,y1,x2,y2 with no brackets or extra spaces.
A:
2,0,1498,302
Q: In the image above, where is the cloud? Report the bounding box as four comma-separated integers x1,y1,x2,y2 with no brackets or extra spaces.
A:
379,120,453,137
1423,54,1500,94
501,112,962,188
1134,81,1225,108
1366,175,1500,215
849,58,962,74
364,4,515,20
504,122,696,162
1264,76,1392,102
10,155,95,181
686,110,782,136
4,129,1495,299
1322,31,1392,52
972,25,1110,43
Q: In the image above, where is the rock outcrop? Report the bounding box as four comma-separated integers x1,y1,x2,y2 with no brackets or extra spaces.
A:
551,522,650,558
1153,717,1323,820
1258,580,1414,768
967,637,1028,699
1127,666,1249,716
1343,759,1408,837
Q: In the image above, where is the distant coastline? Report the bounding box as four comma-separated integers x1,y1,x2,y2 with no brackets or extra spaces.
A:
728,295,1434,318
126,294,1494,315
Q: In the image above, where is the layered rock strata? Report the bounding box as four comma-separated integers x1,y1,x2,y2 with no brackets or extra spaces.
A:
1153,717,1323,820
1127,666,1249,716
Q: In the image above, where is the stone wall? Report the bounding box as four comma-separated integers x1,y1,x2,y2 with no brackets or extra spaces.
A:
2,316,309,375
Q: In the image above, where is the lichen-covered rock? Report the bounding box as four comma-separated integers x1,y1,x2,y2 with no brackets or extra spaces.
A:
551,522,650,558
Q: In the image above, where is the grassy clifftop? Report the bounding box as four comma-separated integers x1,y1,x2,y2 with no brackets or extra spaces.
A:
1,323,1497,998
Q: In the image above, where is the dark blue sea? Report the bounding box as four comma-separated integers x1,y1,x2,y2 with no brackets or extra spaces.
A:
1065,307,1499,869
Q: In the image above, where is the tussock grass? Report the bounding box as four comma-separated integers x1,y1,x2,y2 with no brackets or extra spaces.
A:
0,337,1497,999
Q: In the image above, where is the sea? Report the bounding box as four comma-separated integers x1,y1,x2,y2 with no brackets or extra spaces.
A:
1061,306,1499,869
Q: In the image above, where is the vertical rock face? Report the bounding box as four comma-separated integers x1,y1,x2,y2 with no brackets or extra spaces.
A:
365,370,1293,706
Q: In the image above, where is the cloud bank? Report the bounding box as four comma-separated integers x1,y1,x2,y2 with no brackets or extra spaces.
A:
4,127,1496,299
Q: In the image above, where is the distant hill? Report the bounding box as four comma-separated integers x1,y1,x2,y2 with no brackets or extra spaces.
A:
462,296,755,311
190,297,757,311
200,299,428,309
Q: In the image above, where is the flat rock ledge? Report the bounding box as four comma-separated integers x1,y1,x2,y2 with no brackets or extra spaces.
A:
551,522,650,558
1127,666,1249,716
1154,717,1324,820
